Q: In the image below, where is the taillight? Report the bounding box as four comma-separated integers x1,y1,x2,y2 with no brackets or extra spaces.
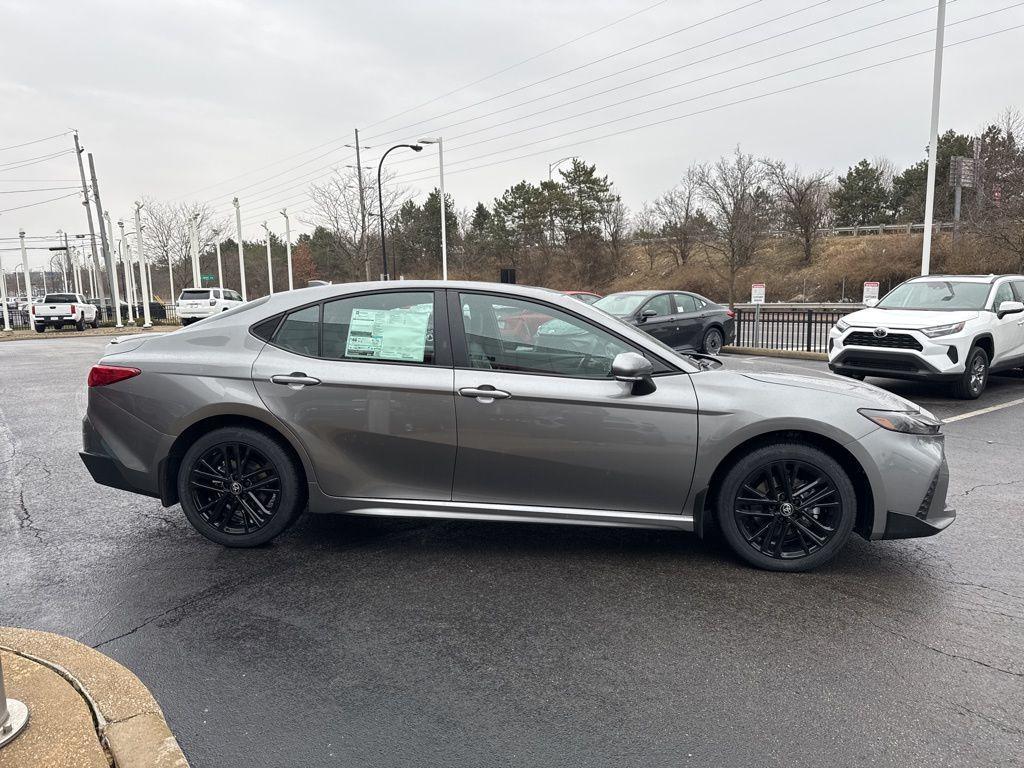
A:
726,309,736,319
30,304,35,315
88,365,141,387
70,304,76,314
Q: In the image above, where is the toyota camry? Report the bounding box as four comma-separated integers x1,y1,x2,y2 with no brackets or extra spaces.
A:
80,281,954,571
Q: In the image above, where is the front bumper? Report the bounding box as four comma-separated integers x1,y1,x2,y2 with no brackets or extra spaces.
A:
828,326,971,381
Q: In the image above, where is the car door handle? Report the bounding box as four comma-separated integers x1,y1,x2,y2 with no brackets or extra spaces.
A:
270,373,321,387
459,386,511,402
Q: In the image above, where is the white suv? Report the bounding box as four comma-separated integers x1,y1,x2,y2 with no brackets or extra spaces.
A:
828,274,1024,399
177,287,244,326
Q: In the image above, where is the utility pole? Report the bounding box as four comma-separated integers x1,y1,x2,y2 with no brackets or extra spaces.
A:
213,232,224,288
261,222,274,294
18,231,32,305
281,209,293,291
920,0,946,276
354,128,370,280
0,246,10,332
89,152,119,321
103,210,123,327
233,197,247,301
74,133,106,300
134,202,152,328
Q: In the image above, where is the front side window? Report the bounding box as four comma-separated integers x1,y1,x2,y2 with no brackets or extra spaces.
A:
877,280,990,311
459,293,634,378
1012,281,1024,302
323,292,435,364
643,294,672,317
991,282,1013,310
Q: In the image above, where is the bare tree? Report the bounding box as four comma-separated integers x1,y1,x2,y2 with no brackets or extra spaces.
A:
141,199,226,300
763,159,832,263
653,166,701,266
632,204,662,272
304,166,409,280
601,197,630,270
696,147,772,306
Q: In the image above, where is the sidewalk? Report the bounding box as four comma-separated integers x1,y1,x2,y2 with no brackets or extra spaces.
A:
0,326,178,343
0,627,187,768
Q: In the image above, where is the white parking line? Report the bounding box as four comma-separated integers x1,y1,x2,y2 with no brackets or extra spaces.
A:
944,397,1024,423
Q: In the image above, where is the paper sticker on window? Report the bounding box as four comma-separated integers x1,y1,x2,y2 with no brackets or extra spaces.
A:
344,307,429,362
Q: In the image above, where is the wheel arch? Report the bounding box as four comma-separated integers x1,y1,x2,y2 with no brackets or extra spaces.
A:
970,332,994,360
159,411,313,507
695,428,876,540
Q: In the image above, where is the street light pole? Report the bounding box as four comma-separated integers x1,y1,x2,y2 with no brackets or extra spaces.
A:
118,219,135,325
920,0,946,276
418,137,448,279
18,230,32,305
0,248,10,333
190,213,201,287
213,232,224,289
233,197,247,301
103,211,123,327
134,202,152,328
377,143,422,280
281,209,293,291
261,222,274,295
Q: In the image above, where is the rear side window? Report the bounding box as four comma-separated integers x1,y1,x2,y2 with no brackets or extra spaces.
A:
274,305,320,356
322,292,435,364
180,290,210,300
673,293,698,313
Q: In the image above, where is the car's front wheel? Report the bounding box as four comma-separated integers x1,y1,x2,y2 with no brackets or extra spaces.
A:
716,443,856,572
91,314,100,328
952,346,988,399
702,327,724,355
177,426,305,547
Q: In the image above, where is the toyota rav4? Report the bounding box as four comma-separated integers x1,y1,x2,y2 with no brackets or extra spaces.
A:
828,274,1024,398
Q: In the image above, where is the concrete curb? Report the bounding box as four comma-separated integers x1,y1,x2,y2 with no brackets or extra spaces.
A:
0,627,188,767
0,326,177,343
723,346,828,362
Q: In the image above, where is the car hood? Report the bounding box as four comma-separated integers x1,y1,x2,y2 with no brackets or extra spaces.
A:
740,371,927,413
842,307,980,329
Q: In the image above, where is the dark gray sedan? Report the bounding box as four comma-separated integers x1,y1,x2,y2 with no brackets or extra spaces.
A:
594,290,736,354
80,281,953,571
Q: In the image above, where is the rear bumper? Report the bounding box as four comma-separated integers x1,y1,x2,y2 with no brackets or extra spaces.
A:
80,416,160,498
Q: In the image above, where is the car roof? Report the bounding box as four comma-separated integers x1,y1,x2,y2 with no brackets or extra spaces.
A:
601,290,662,297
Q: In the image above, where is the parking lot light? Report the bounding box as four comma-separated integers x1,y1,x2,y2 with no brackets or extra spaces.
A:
0,654,29,749
377,144,422,279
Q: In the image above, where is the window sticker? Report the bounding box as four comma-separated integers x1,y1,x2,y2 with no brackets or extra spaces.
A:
344,307,429,362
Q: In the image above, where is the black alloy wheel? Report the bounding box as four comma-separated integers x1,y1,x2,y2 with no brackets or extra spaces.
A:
952,346,988,400
177,426,304,547
702,327,724,356
716,443,855,571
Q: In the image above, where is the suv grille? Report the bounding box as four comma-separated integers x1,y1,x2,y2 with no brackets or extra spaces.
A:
845,331,923,351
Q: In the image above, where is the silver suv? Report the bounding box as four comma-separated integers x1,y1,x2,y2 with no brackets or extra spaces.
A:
80,281,955,571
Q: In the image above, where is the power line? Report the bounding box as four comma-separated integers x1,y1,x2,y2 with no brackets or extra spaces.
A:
386,1,1014,172
363,0,674,130
0,191,81,214
361,0,799,143
0,150,75,173
0,186,80,194
0,131,73,153
389,23,1024,187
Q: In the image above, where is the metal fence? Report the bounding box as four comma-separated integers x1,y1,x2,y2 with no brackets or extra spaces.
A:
733,307,858,353
2,303,178,331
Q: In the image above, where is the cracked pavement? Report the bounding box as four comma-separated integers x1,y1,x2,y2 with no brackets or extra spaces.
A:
2,338,1023,767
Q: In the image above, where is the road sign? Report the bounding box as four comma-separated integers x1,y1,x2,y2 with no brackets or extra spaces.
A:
863,281,880,303
949,157,976,188
751,283,765,304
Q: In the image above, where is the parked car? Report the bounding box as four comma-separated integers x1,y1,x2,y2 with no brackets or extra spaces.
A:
80,281,953,571
177,287,244,325
828,274,1024,398
31,293,99,332
563,290,602,305
594,290,735,355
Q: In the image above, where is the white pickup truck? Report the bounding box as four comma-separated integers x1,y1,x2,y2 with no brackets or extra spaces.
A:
31,293,100,332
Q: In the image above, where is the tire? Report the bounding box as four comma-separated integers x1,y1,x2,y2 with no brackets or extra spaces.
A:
76,317,86,331
177,426,305,547
951,346,988,400
91,314,100,329
701,326,724,356
34,324,45,333
715,443,856,572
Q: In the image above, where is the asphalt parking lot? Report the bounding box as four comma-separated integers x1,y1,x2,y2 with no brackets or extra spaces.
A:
3,337,1023,768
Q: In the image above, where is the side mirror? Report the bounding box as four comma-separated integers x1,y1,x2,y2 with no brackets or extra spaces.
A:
637,308,658,322
864,298,879,308
997,300,1024,318
611,352,656,395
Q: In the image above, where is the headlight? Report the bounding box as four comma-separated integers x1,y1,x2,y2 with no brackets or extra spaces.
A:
921,321,965,338
859,408,941,435
835,318,850,332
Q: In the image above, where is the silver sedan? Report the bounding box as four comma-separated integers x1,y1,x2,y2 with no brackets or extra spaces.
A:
80,281,954,571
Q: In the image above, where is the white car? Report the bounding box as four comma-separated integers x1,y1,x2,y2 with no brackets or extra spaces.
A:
828,274,1024,398
176,287,244,326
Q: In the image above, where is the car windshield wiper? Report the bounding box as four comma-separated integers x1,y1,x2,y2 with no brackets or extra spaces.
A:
680,352,721,371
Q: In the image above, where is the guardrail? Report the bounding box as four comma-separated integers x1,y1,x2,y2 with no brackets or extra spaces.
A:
733,307,857,353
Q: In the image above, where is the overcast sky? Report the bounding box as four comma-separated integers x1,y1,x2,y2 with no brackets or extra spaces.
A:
3,0,1023,268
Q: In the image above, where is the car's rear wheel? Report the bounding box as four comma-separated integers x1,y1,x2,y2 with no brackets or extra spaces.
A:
701,327,724,356
34,323,45,333
952,346,988,399
177,427,305,547
76,317,86,331
716,443,856,572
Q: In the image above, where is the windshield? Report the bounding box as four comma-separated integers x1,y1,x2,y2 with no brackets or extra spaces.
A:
43,294,77,303
180,289,211,300
877,280,990,311
593,293,647,316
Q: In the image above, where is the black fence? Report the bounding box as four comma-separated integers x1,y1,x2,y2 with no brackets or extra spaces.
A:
1,302,178,331
733,308,857,353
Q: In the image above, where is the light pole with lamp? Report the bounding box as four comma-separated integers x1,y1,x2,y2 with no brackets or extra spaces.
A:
233,197,247,301
418,137,448,279
261,222,274,294
546,156,576,244
377,143,422,279
280,210,293,291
